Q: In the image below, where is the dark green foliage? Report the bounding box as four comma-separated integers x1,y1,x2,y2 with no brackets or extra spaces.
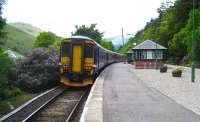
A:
169,9,200,64
34,31,60,48
0,48,19,100
0,0,20,100
0,0,6,46
72,24,104,43
17,48,59,93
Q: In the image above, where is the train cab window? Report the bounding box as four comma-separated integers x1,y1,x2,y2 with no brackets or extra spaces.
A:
62,43,70,56
84,44,94,58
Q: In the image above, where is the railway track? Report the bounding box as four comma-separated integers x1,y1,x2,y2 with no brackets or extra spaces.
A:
24,88,89,122
0,86,90,122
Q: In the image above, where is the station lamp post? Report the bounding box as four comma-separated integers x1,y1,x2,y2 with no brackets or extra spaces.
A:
121,28,125,46
191,0,196,82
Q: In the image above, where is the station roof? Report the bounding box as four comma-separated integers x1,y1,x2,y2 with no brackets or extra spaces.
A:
132,40,167,50
126,49,134,54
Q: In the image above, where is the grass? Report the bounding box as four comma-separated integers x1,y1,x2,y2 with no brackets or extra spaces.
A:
0,92,36,117
3,24,36,54
2,22,42,55
9,22,42,37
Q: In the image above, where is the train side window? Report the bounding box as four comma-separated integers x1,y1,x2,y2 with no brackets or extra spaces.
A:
62,43,70,56
84,44,94,58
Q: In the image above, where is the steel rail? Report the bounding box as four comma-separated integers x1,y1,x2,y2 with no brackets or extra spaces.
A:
65,88,90,122
22,87,90,122
22,88,65,122
0,86,65,122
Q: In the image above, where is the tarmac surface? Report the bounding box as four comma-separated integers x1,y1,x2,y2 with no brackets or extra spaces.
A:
103,63,200,122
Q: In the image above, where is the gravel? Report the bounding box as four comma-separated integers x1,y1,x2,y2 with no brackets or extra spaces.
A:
130,64,200,115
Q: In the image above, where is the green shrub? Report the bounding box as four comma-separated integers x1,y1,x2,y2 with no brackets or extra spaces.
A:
0,48,20,100
1,88,12,99
172,67,182,77
12,88,22,96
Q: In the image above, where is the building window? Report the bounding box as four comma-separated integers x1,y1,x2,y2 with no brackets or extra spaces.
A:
141,50,147,60
152,50,162,59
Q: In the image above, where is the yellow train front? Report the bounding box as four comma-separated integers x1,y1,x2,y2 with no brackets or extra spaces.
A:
60,36,124,87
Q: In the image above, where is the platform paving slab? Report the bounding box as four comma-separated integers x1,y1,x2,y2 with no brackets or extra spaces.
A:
81,63,200,122
133,64,200,115
103,63,200,122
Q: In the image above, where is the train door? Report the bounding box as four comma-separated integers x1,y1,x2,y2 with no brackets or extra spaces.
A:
72,45,82,73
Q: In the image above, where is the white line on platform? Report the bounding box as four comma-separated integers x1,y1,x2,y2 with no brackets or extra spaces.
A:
80,69,106,122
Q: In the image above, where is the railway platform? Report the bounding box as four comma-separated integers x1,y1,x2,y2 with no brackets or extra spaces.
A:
81,63,200,122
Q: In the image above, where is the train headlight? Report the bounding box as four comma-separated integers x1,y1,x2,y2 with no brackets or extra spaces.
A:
60,68,63,74
90,69,94,75
92,65,97,68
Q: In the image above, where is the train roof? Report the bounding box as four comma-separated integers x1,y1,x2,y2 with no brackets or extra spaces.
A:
64,35,125,56
65,35,92,40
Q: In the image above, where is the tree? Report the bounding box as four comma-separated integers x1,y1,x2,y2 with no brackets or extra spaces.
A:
33,31,59,48
0,48,18,99
72,24,104,43
100,39,115,51
52,36,62,51
0,0,6,46
119,0,200,65
118,37,137,53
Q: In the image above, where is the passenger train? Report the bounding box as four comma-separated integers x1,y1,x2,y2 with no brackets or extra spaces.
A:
60,36,125,87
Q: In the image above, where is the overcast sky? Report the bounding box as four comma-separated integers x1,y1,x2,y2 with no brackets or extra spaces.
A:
2,0,174,38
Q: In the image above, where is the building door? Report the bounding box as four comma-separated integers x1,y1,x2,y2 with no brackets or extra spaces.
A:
72,45,82,73
147,50,153,59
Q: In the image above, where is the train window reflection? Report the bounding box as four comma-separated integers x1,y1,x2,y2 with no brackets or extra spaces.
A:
62,43,70,56
84,44,93,58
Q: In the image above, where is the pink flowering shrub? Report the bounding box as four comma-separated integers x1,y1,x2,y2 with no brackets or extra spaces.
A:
17,48,60,92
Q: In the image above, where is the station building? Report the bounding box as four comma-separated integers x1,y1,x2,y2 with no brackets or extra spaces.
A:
131,40,167,69
126,49,134,64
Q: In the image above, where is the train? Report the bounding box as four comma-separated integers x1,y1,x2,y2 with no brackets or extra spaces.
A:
60,35,125,87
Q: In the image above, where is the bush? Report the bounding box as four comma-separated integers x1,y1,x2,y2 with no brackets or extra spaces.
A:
17,48,60,92
34,31,60,48
12,88,22,96
0,48,20,100
172,67,182,77
1,88,12,99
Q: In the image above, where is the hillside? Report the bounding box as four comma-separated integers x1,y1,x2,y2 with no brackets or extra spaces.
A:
3,23,42,54
9,22,42,37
